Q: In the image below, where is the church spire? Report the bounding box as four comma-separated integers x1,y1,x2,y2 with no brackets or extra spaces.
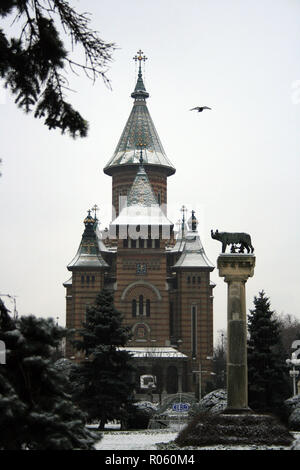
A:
131,50,149,100
103,49,175,176
67,210,108,270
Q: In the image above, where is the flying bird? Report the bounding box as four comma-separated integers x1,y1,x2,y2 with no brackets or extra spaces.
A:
190,106,212,112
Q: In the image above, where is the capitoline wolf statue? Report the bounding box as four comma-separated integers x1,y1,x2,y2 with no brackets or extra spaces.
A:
211,229,254,254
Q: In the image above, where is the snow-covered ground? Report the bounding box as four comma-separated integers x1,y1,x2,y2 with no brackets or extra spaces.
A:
94,428,300,451
95,429,178,451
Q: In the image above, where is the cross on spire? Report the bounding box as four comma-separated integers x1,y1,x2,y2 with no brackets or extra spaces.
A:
91,204,99,221
131,49,149,101
181,205,187,237
133,49,148,68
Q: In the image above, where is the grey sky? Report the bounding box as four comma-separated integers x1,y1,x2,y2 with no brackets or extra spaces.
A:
1,0,300,343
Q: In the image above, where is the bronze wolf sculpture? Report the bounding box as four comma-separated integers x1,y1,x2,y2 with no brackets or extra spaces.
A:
211,229,254,254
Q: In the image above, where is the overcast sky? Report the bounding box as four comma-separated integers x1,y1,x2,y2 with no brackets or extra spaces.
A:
1,0,300,344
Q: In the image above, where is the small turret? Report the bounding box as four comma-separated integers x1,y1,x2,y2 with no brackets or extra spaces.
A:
67,210,109,269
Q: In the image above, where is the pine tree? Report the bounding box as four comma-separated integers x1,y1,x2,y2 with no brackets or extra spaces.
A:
71,289,136,430
0,299,98,450
247,291,290,414
0,0,115,137
212,331,226,389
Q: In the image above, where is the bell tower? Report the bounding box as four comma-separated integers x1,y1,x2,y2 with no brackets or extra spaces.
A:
103,50,175,217
64,50,215,397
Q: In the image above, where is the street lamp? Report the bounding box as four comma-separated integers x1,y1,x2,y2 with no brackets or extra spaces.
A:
192,357,215,401
286,359,300,396
286,340,300,396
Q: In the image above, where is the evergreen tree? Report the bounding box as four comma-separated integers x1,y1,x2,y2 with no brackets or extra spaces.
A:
212,331,226,389
0,0,115,137
0,299,98,450
247,291,290,414
71,289,136,430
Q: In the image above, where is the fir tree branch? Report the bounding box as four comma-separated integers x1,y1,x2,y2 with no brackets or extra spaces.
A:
0,0,116,137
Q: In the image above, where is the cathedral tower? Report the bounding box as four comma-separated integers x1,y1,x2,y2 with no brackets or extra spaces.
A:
103,50,175,217
64,51,215,397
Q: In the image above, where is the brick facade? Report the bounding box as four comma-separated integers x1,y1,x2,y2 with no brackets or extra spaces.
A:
64,59,215,397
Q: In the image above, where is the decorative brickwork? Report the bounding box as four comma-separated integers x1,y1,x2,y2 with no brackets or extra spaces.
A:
111,165,169,216
63,56,215,395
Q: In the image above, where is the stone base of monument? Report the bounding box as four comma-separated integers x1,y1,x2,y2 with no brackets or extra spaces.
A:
175,412,294,448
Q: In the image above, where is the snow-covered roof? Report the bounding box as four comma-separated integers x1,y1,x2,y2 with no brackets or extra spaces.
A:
103,68,175,176
111,164,173,227
173,230,214,270
111,204,173,227
119,347,187,359
67,217,109,270
67,252,109,269
63,276,72,287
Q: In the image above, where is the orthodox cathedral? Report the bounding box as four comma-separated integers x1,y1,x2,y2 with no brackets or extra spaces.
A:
64,51,215,397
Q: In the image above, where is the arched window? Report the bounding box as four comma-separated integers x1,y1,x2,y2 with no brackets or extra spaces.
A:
132,296,151,317
146,299,150,317
132,299,137,317
139,295,144,315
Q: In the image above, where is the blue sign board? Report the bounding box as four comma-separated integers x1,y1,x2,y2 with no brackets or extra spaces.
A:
172,403,190,412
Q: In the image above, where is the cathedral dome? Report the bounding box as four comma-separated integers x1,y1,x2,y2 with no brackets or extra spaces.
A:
103,51,175,176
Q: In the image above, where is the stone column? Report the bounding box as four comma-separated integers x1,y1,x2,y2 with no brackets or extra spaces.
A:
217,254,255,413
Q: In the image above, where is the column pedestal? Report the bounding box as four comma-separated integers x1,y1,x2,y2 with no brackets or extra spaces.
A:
217,254,255,413
174,252,293,446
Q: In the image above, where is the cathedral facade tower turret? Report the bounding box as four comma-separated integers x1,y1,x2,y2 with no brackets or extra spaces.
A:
64,51,215,397
103,50,175,217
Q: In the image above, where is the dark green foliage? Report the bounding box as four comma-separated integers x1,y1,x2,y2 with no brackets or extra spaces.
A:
0,299,98,450
211,331,226,389
0,0,115,137
71,289,136,429
175,412,293,447
126,403,155,430
247,291,291,415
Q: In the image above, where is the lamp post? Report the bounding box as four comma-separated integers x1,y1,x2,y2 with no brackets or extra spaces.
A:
286,358,300,396
286,340,300,396
290,367,299,396
192,357,215,400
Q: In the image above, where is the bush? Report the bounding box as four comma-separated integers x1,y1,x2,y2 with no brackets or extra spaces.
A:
126,402,156,430
175,412,293,447
189,389,227,417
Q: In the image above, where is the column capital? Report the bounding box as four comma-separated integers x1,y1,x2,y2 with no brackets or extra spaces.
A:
217,254,255,283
